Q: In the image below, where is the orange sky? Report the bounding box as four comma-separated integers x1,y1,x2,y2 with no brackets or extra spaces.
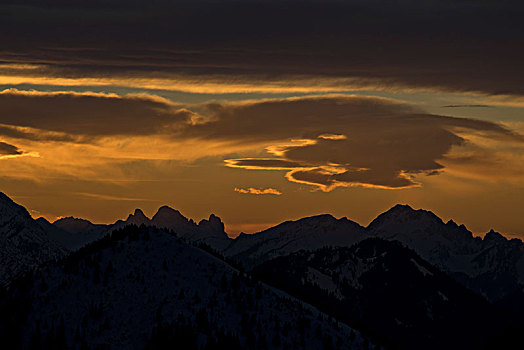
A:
1,1,523,237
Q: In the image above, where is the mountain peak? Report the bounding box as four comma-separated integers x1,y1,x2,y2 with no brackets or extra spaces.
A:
368,204,442,230
0,192,32,223
133,208,146,217
126,208,150,225
198,214,225,234
484,229,506,243
151,206,190,228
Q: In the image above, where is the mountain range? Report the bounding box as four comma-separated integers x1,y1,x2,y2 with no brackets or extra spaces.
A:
1,191,523,348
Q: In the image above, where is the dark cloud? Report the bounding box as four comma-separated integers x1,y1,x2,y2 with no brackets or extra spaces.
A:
0,90,191,138
0,90,521,189
208,96,522,190
0,141,22,156
0,1,523,95
0,125,81,142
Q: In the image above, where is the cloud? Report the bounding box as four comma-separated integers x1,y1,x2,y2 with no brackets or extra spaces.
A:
226,159,305,170
442,105,492,108
75,192,161,202
207,95,524,191
0,2,524,96
0,92,522,190
234,187,282,196
0,141,22,156
0,89,191,138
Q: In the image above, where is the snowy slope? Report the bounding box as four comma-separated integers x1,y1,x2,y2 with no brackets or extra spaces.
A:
224,214,366,269
0,193,67,285
0,225,372,350
368,205,524,300
224,204,524,301
254,238,501,350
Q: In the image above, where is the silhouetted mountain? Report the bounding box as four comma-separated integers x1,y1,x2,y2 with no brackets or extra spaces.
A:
368,205,524,301
225,204,524,302
0,225,370,349
224,214,366,269
111,206,231,250
253,238,503,349
0,193,67,285
53,217,109,236
48,217,108,250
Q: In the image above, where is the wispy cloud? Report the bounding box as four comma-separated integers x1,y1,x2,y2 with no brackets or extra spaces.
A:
442,104,492,108
234,187,282,196
75,192,160,202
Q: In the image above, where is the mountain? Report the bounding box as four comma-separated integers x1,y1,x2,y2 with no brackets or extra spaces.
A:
0,225,371,350
224,214,366,269
253,238,503,350
0,193,67,286
53,217,109,236
368,205,524,301
112,206,232,250
223,204,524,302
48,217,108,250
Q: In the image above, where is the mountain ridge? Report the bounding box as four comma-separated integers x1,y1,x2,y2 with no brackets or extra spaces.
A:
3,192,523,301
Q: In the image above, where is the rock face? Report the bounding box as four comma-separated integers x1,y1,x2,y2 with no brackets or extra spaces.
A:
0,192,67,285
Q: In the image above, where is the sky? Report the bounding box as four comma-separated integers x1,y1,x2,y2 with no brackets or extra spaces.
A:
0,0,523,237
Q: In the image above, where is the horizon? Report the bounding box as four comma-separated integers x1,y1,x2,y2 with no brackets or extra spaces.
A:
4,191,513,240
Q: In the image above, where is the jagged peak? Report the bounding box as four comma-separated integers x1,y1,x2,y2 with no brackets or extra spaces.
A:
126,208,150,223
484,229,507,243
446,219,458,227
198,214,225,233
133,208,147,217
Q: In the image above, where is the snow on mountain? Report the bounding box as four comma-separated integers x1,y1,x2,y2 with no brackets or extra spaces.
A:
223,203,524,301
0,193,67,285
368,204,524,300
223,214,366,269
253,238,500,350
0,225,371,349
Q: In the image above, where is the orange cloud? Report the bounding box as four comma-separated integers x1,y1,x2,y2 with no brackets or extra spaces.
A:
234,187,282,196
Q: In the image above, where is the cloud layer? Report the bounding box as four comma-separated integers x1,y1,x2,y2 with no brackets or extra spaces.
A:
1,1,523,96
1,90,521,190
